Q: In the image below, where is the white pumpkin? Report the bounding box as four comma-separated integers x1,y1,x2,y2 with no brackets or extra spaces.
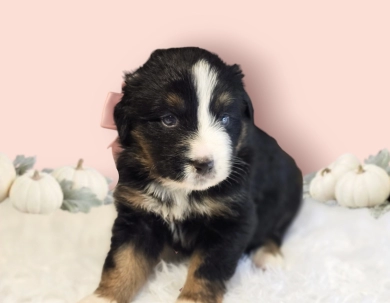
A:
335,165,390,208
309,168,337,202
10,170,63,214
51,159,108,200
0,153,16,202
328,153,361,179
309,153,361,202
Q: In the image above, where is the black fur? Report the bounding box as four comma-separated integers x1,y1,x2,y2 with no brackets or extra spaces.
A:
99,47,302,303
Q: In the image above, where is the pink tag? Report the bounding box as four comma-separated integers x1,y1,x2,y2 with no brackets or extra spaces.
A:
101,84,125,162
101,92,123,130
108,137,122,163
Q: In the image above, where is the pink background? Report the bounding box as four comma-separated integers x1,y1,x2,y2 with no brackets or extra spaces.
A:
1,0,389,185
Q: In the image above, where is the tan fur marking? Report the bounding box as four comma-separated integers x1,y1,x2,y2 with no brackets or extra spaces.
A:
96,245,155,303
114,185,145,209
262,240,282,256
201,196,236,218
166,93,184,108
251,240,285,270
178,252,224,303
236,122,248,151
216,91,233,108
132,129,156,172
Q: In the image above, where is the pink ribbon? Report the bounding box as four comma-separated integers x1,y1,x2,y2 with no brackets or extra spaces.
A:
101,84,125,162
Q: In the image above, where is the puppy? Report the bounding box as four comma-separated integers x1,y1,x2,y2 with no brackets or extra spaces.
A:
80,47,302,303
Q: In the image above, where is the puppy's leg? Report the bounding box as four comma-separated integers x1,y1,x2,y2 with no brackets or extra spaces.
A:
79,211,164,303
97,244,157,302
251,240,284,270
176,251,225,303
176,221,249,303
79,244,155,303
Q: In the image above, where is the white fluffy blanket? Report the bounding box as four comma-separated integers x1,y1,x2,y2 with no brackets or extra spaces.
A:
1,198,390,303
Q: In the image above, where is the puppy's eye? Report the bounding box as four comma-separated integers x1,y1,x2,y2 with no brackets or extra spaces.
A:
220,114,230,126
161,115,178,127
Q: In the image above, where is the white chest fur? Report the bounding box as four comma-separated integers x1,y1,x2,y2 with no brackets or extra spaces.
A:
142,182,216,222
145,182,190,221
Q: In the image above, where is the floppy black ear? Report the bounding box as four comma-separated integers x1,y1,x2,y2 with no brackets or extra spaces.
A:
114,101,133,147
243,90,254,122
229,64,254,122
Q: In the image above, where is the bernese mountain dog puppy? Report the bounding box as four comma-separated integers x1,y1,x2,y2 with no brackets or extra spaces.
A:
79,47,302,303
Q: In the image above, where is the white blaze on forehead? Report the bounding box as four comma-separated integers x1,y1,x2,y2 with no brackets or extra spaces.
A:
193,60,218,130
186,59,232,189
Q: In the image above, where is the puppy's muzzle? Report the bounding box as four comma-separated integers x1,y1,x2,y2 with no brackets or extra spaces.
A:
191,159,214,176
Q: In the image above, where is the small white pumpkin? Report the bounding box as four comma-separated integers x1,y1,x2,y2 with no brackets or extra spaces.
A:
51,159,108,200
335,164,390,208
10,170,63,214
309,168,337,202
328,153,361,179
0,153,16,202
309,154,361,202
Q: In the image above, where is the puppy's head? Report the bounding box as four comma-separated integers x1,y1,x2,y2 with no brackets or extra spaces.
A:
114,47,253,191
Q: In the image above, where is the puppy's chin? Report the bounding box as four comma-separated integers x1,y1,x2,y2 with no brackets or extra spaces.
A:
162,165,231,192
162,177,220,192
183,174,222,191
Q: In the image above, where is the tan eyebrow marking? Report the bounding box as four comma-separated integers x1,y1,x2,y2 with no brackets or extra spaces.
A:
165,93,185,108
215,92,234,109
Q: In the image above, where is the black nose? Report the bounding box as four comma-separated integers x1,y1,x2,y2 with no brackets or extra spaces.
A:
192,159,214,175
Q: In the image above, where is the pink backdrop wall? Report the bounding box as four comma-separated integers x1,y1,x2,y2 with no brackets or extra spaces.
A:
1,0,389,185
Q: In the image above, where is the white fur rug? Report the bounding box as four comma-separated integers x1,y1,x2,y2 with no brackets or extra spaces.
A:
1,197,390,303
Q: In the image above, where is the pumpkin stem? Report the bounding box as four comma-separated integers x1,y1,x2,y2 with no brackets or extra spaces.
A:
76,159,84,170
32,170,41,180
321,168,331,176
357,165,365,174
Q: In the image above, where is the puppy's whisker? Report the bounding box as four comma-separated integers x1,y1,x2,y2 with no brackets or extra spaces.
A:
225,174,243,184
232,166,249,175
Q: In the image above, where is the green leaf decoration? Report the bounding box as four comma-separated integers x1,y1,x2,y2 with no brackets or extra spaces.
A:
13,155,36,175
41,168,53,174
105,176,113,185
104,190,114,205
302,171,316,199
364,149,390,171
369,201,390,219
59,180,103,213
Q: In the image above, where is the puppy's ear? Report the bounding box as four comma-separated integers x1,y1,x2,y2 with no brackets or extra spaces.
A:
243,90,254,122
122,71,139,91
114,100,133,147
229,64,254,122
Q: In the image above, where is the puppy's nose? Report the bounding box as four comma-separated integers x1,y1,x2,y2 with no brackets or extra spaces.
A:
192,159,214,175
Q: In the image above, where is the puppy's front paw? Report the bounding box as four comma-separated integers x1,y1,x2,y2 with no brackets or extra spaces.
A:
77,294,117,303
251,241,285,270
176,294,222,303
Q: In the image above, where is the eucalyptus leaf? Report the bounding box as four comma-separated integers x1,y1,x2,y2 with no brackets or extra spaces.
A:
303,171,316,185
369,201,390,219
364,149,390,170
13,155,36,175
61,200,79,213
302,171,316,199
59,180,103,213
41,168,53,174
104,190,114,205
105,176,113,185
